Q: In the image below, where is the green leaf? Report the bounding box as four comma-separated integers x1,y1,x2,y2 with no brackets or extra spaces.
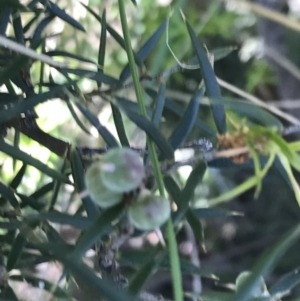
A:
0,8,11,36
0,181,19,208
74,102,119,148
9,163,27,190
119,250,217,279
113,95,152,115
232,225,300,301
119,20,167,81
45,50,97,65
81,3,143,68
30,181,55,199
31,15,55,45
0,220,22,230
98,9,106,82
23,13,41,34
36,242,135,301
0,0,29,11
66,99,91,135
24,212,91,229
12,9,24,44
186,291,234,301
151,82,166,125
71,204,123,259
212,46,237,61
144,83,166,163
128,252,161,295
164,175,182,205
42,0,85,32
0,141,70,184
174,161,206,223
57,67,122,88
111,103,130,147
0,55,30,87
145,88,216,136
269,267,300,299
224,98,283,129
186,21,226,134
6,232,26,271
193,208,243,218
70,147,99,218
116,100,174,160
17,193,45,210
169,84,205,150
0,82,73,123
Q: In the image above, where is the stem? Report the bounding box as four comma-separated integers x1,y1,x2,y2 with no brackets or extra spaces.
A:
118,1,183,300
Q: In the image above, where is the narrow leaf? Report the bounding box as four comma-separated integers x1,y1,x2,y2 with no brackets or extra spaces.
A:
269,267,300,299
43,0,85,32
17,193,46,210
24,212,91,229
9,163,27,190
0,55,30,87
128,253,160,295
164,175,182,205
0,8,11,35
0,181,19,208
81,3,143,67
111,103,130,146
232,225,300,301
151,82,166,125
119,20,167,81
116,100,174,160
31,15,55,45
145,88,216,136
186,21,226,134
71,204,123,259
12,9,24,44
0,0,29,11
169,84,205,150
174,161,206,224
98,9,106,81
36,242,135,301
74,103,119,148
30,181,55,199
66,100,91,135
6,233,26,271
193,208,243,219
70,147,99,218
45,50,97,65
0,82,73,123
0,141,70,183
58,67,122,88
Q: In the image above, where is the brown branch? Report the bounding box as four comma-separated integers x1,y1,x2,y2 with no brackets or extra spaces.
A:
7,118,70,157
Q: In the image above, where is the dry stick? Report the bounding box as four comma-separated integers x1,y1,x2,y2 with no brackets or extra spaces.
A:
0,36,67,68
264,46,300,83
217,77,300,126
266,100,300,109
184,223,202,300
225,0,300,33
156,147,249,176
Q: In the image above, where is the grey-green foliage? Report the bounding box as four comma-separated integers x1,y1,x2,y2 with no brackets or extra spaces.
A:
0,0,299,301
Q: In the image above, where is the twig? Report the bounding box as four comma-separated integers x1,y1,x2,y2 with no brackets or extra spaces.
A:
184,223,202,300
217,77,300,126
224,0,300,33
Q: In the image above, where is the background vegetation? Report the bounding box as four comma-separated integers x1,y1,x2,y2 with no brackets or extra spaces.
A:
1,0,300,300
